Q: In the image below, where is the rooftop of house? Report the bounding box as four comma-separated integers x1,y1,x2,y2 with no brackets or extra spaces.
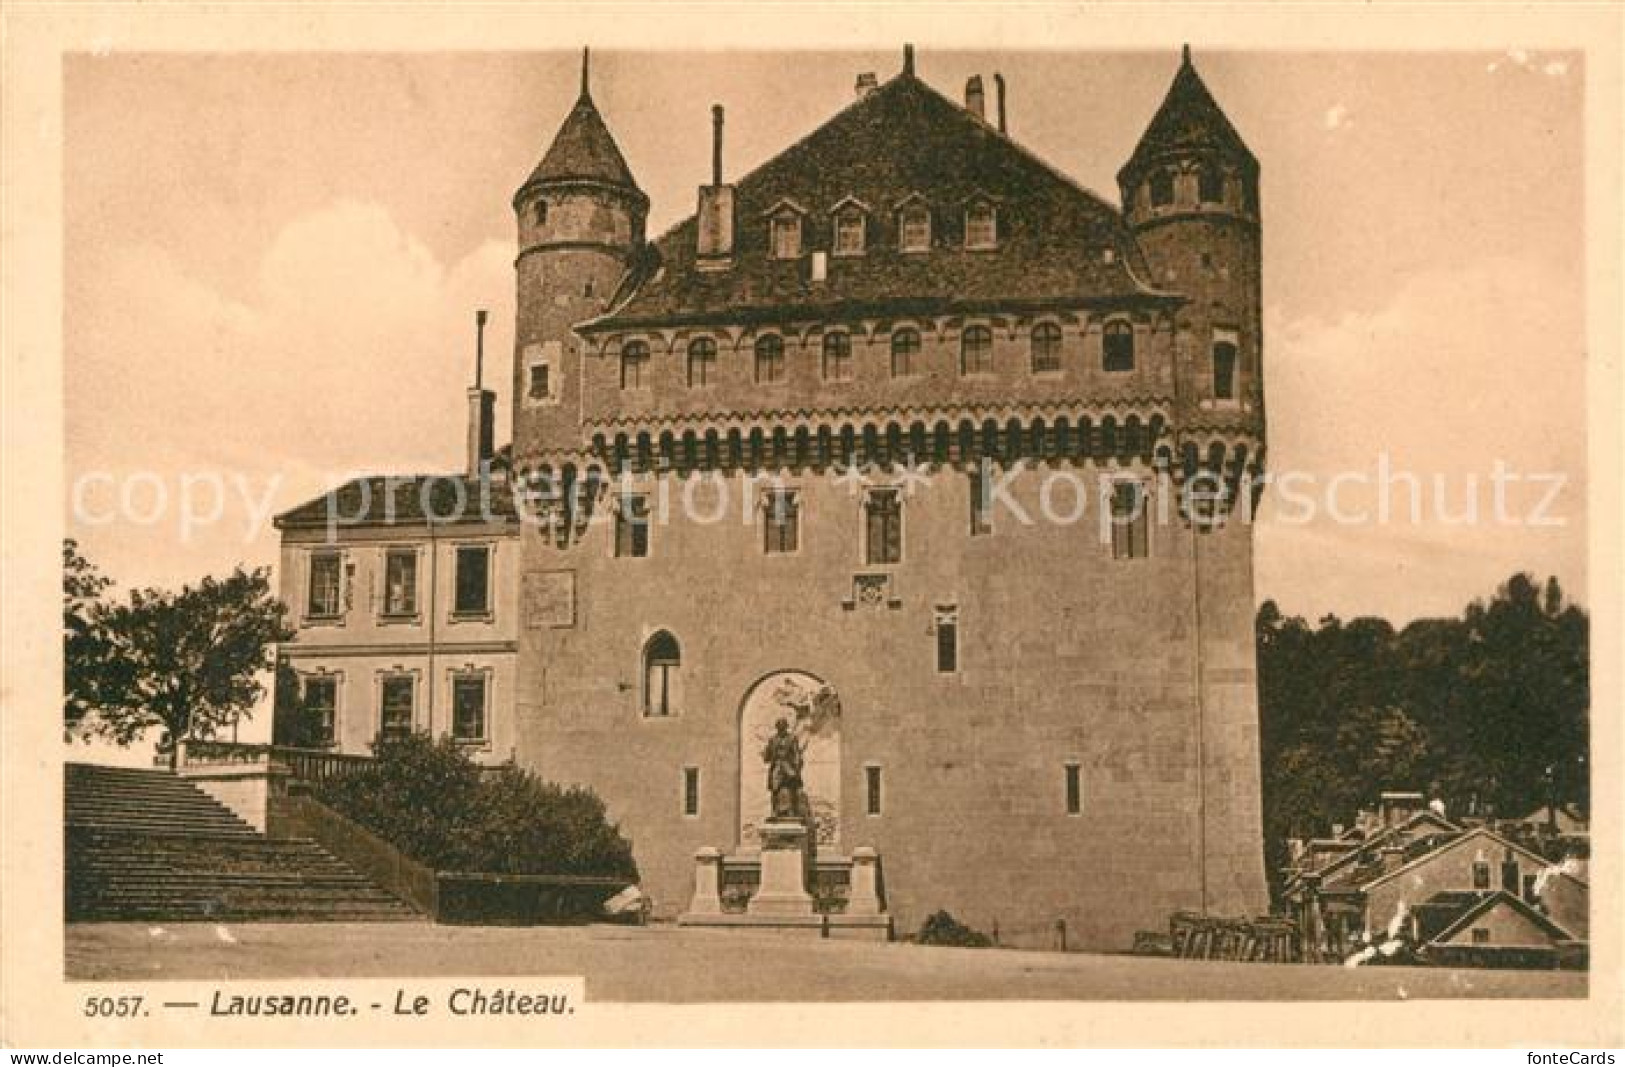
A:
1117,45,1258,186
274,471,519,531
582,57,1199,331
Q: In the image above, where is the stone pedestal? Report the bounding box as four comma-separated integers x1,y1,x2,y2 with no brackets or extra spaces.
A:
747,819,814,917
848,845,882,916
686,846,724,916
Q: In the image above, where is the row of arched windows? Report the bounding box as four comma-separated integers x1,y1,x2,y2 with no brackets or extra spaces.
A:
618,322,1142,389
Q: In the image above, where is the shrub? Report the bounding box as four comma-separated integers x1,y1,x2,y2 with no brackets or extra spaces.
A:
916,909,993,948
315,734,637,880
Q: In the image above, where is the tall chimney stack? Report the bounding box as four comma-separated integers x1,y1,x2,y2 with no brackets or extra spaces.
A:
696,104,736,270
466,308,495,477
964,75,986,122
994,72,1007,134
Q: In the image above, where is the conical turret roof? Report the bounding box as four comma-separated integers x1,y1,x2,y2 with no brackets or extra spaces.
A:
518,52,644,199
1119,47,1257,185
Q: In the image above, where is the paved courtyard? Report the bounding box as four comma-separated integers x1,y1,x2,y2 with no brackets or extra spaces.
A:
65,922,1586,1002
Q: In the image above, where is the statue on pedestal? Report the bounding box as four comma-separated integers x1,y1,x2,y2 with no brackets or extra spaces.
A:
762,717,808,821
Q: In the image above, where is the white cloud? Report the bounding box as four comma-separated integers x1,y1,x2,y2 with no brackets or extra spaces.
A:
1255,256,1586,622
66,201,515,591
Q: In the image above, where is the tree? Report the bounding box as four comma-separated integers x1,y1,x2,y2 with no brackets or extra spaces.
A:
63,539,114,737
1256,573,1589,902
87,566,294,754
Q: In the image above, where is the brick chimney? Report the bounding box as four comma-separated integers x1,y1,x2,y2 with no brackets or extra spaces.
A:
994,72,1007,133
696,104,735,270
965,75,986,122
466,308,495,477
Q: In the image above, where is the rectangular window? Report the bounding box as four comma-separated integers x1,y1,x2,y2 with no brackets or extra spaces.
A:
864,488,902,565
683,767,700,817
770,216,800,259
379,675,415,742
528,362,551,401
1472,860,1491,891
382,548,418,617
935,606,958,674
1065,763,1082,815
866,765,883,816
1213,337,1238,400
307,551,342,618
965,203,997,249
900,206,931,252
302,676,337,746
615,495,650,558
1471,928,1491,945
763,490,800,554
969,469,992,537
1522,873,1538,901
1109,481,1150,560
453,544,491,616
452,674,487,742
835,212,865,255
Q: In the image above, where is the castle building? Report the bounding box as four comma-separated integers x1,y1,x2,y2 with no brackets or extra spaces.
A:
506,46,1268,948
276,46,1270,948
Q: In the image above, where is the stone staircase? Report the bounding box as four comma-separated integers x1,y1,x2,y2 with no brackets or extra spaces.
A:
66,762,418,923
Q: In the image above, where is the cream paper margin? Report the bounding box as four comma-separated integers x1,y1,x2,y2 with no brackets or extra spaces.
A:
2,1,1620,1048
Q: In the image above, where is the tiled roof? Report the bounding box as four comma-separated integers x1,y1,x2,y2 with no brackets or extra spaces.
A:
588,70,1173,330
1118,47,1258,185
274,474,519,529
519,90,643,197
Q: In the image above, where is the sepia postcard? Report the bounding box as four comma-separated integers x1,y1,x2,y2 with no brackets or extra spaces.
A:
2,1,1621,1051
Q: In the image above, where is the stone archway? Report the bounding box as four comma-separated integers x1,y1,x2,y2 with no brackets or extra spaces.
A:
738,671,841,851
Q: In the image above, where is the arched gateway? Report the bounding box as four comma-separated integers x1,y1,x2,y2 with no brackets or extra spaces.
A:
737,671,841,850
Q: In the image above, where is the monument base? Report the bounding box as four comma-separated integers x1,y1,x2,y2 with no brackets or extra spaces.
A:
748,818,814,917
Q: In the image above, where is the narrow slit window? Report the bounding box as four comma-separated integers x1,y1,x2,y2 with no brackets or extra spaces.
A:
968,468,992,537
1065,763,1082,815
935,606,959,674
1109,481,1149,560
683,767,700,816
866,766,883,816
1212,340,1238,400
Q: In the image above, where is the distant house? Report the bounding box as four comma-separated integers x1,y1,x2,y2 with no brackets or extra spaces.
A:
1281,793,1589,966
1416,891,1584,970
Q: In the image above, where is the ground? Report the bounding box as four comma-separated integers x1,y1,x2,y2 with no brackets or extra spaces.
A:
65,922,1586,1002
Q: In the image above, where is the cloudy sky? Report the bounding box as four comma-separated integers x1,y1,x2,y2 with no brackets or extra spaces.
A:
64,48,1587,625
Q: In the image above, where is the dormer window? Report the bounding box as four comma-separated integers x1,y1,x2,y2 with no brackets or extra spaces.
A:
832,198,869,256
964,200,997,250
770,215,800,259
898,199,932,253
764,199,808,260
1149,171,1175,208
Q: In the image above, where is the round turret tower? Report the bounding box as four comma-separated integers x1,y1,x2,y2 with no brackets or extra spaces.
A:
1118,46,1262,428
512,50,648,460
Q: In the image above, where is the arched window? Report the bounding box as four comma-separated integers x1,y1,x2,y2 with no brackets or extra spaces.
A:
961,325,993,375
1149,171,1175,208
1031,322,1063,373
1213,340,1238,400
687,337,716,388
822,332,852,381
620,340,649,390
643,632,681,718
1197,165,1224,204
891,328,920,377
1103,321,1134,372
754,334,785,384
